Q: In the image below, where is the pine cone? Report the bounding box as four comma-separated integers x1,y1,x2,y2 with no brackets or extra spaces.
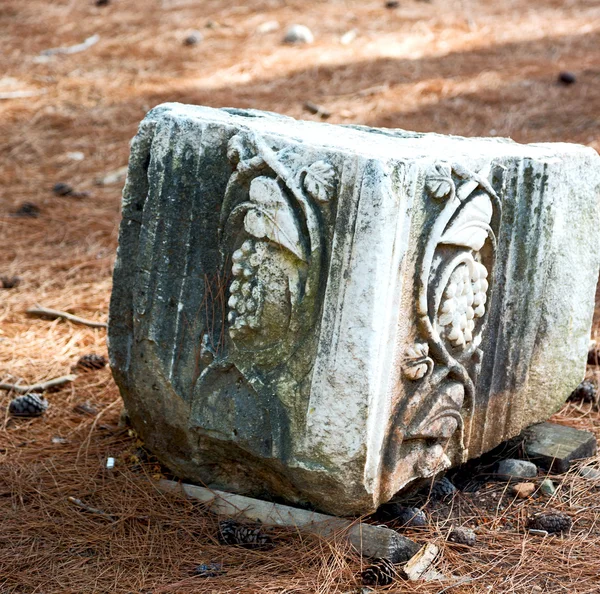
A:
217,519,272,549
527,511,572,534
75,354,107,371
448,526,476,546
9,393,48,417
0,276,21,289
378,504,427,527
430,476,457,500
567,380,596,403
361,558,396,586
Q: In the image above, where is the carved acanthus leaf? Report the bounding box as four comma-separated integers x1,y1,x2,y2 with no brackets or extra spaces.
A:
425,162,454,200
303,161,336,203
439,193,493,251
244,177,308,262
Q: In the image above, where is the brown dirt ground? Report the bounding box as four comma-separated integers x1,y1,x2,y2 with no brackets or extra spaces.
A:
1,0,600,592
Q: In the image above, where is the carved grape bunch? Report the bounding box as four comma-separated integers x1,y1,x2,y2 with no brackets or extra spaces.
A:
228,240,264,339
438,261,488,348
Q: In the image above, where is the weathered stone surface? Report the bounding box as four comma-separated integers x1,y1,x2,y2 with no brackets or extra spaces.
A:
109,104,600,515
523,422,597,473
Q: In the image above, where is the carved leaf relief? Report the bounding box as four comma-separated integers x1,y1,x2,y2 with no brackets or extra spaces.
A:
303,161,336,203
439,193,493,251
245,176,308,262
425,162,454,200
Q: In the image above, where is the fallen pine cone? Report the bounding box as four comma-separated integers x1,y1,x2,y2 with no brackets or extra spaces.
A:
448,526,476,546
361,558,396,586
377,504,427,527
217,519,272,549
75,354,107,371
9,393,49,417
0,276,21,289
430,476,457,500
12,202,40,218
527,511,572,534
567,380,596,404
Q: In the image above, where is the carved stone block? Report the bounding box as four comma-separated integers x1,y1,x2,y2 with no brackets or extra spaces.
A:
109,104,600,515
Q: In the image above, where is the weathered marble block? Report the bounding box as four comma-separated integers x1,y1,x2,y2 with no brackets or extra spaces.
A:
109,104,600,515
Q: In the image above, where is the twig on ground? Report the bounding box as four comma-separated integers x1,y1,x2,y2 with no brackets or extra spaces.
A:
26,304,107,328
41,34,100,56
0,374,77,394
67,496,115,520
0,90,46,100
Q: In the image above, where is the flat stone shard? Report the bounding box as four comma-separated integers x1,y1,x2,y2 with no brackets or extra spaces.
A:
109,103,600,515
523,422,598,473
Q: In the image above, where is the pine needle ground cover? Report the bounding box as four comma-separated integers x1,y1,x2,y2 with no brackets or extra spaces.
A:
1,1,600,592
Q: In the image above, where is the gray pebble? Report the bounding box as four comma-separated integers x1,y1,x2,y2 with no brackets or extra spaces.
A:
283,24,314,45
496,459,537,478
540,478,556,496
579,466,600,480
184,30,203,46
448,526,476,546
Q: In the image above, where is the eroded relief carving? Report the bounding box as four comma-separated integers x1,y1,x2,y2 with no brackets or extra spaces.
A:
387,161,503,486
190,131,337,459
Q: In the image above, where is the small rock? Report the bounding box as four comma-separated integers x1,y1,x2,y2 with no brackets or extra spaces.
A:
568,380,596,403
73,402,98,416
95,165,128,186
558,71,576,85
283,24,314,45
511,482,535,498
340,29,357,45
540,478,556,496
96,0,110,5
527,529,548,537
430,476,457,500
52,436,68,444
496,459,537,478
193,562,223,577
448,526,476,546
256,20,280,35
12,202,40,218
66,151,85,161
527,511,572,534
1,276,21,289
53,182,74,196
183,30,203,46
579,466,600,480
385,1,400,8
401,543,439,581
